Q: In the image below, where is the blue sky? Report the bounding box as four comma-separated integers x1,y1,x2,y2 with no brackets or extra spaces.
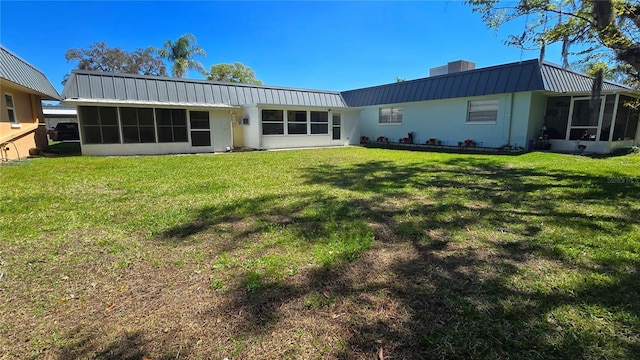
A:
1,1,565,94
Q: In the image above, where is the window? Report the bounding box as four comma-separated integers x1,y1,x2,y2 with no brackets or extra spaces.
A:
120,107,156,143
79,106,120,144
379,107,402,124
467,100,498,123
190,111,211,147
262,109,284,135
155,109,187,142
310,111,329,134
612,95,640,141
287,110,307,135
4,94,17,124
190,111,210,129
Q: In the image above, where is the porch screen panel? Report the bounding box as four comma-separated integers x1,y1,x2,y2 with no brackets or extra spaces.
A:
79,106,120,144
571,99,600,127
544,97,570,139
120,107,156,143
568,98,599,141
613,95,640,141
156,108,187,142
599,95,616,141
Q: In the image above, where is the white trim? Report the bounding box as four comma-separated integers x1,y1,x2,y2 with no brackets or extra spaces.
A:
64,98,237,109
379,107,402,125
567,97,602,141
4,93,17,124
43,108,77,116
609,94,620,142
466,99,498,124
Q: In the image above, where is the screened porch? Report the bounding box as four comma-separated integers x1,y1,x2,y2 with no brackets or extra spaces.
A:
543,93,640,153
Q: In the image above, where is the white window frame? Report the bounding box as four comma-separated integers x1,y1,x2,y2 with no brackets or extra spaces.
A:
310,111,329,135
467,99,498,124
5,93,20,128
286,110,308,135
262,109,285,136
379,107,402,125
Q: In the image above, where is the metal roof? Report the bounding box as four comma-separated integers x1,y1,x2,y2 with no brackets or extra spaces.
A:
539,62,632,93
62,70,349,108
0,46,61,100
43,104,77,116
340,59,635,107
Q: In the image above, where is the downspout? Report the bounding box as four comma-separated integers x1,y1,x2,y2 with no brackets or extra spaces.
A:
505,93,515,147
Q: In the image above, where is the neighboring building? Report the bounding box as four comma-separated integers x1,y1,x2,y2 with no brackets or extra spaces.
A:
61,71,359,156
343,59,640,154
1,46,61,161
43,104,77,130
60,59,639,156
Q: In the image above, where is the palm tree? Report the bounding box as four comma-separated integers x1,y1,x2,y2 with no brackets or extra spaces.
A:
156,33,206,78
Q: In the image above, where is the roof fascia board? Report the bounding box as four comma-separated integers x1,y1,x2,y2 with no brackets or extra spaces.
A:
0,78,60,100
254,103,352,110
62,98,241,109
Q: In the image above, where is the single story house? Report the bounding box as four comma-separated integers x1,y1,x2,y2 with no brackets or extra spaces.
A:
60,59,640,156
1,46,61,161
343,59,640,153
61,71,360,156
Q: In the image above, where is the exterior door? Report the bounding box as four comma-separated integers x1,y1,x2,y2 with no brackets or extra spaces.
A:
190,111,213,152
332,113,341,141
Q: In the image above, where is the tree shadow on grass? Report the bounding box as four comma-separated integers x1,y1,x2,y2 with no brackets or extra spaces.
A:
56,328,190,360
147,154,640,358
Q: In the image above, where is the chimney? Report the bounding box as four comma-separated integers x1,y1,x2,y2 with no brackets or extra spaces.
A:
430,60,476,76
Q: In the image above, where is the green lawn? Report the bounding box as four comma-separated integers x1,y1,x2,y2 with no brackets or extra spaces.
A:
1,147,639,359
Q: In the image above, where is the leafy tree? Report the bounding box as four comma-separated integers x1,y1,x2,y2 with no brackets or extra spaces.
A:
156,33,206,78
64,41,167,76
205,63,263,85
466,0,640,83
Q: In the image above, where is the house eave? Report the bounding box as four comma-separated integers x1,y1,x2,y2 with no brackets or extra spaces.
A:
252,103,354,110
62,98,241,109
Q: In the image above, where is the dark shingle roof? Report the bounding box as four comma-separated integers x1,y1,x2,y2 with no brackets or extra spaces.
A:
62,70,348,108
0,46,60,100
340,59,634,107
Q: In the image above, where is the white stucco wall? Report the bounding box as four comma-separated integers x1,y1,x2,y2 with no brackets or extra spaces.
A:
240,107,359,150
242,106,261,149
359,93,532,148
524,92,548,148
341,110,360,145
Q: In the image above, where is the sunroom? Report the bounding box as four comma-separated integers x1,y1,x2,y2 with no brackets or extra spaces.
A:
543,93,640,153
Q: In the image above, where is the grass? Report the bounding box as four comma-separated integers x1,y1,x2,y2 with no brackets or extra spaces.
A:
1,147,639,359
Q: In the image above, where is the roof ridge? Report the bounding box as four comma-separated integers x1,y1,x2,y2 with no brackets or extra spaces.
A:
342,59,540,92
